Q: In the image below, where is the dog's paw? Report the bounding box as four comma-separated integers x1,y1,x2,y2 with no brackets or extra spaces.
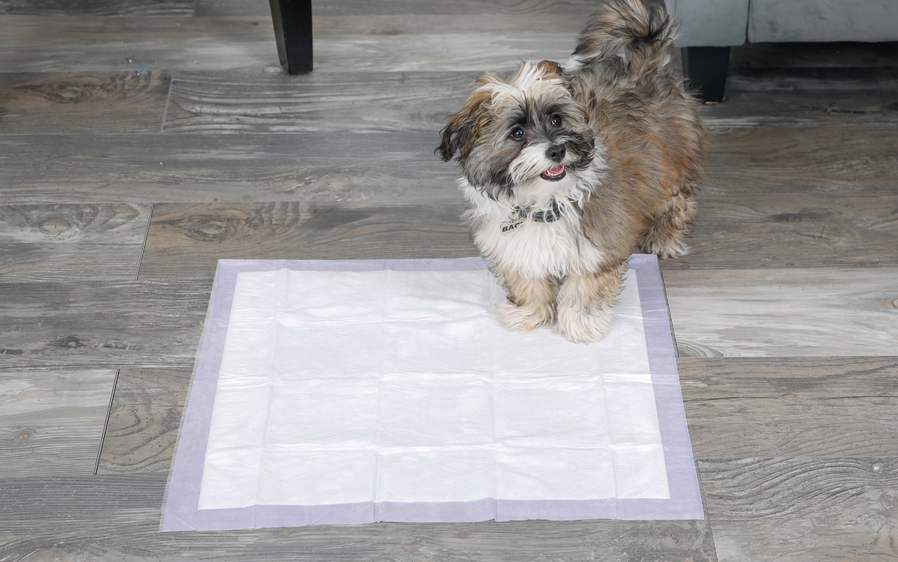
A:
495,301,553,333
642,237,690,259
555,305,613,343
655,240,690,259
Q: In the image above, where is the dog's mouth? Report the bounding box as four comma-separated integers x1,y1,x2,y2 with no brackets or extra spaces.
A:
540,164,566,181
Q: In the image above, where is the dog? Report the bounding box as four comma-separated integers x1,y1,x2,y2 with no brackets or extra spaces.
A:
437,0,708,343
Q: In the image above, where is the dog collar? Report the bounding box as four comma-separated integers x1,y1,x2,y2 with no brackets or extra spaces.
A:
517,201,561,223
500,201,562,235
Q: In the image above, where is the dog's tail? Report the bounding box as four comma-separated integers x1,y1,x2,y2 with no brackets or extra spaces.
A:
564,0,677,75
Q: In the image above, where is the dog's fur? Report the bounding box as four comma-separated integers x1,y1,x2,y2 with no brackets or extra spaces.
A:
438,0,708,343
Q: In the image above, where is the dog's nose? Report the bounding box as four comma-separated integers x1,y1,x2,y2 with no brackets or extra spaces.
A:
546,144,566,163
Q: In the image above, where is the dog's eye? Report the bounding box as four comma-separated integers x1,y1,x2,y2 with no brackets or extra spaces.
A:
550,114,562,127
509,127,525,141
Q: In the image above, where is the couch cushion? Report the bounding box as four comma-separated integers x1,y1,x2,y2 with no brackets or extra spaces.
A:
665,0,749,47
749,0,898,43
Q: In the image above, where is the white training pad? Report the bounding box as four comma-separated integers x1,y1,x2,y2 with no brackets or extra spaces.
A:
162,257,702,531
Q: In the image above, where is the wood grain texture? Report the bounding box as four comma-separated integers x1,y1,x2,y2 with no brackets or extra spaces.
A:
700,457,898,561
700,68,898,127
703,125,898,195
0,473,717,561
166,67,898,135
0,132,460,204
311,0,619,17
0,17,280,73
664,267,898,358
679,357,898,458
0,369,116,477
0,474,168,538
309,23,574,73
0,203,151,244
0,71,171,134
0,0,194,16
0,203,151,281
134,191,898,280
98,368,191,473
138,202,477,279
196,0,614,17
0,15,581,73
0,280,211,369
2,125,896,204
163,70,473,133
195,0,269,17
665,192,898,270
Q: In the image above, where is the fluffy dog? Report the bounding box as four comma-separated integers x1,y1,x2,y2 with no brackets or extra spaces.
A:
437,0,708,343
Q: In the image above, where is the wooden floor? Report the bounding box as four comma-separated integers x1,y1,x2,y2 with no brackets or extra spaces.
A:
2,0,897,560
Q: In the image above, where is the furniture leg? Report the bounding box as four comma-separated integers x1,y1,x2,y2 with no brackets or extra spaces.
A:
682,46,730,103
269,0,313,74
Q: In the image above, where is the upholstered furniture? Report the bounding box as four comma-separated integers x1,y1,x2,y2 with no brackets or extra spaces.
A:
664,0,898,102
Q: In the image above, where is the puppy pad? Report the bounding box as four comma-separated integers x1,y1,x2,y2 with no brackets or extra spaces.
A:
162,256,702,531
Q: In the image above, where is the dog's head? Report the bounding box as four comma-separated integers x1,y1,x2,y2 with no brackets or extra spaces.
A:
438,60,597,205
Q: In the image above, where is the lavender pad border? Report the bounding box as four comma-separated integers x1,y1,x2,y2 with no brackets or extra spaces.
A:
161,256,703,531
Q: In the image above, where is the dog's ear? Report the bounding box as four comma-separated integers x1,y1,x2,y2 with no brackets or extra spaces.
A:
537,60,565,79
536,60,575,94
437,86,493,162
437,112,469,162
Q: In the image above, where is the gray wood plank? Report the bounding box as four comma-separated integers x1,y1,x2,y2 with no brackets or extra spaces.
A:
0,369,116,477
0,203,151,281
0,243,146,282
163,67,898,133
665,192,898,270
0,474,167,538
0,280,211,370
702,125,898,196
700,457,898,561
196,0,610,18
137,202,477,279
0,132,461,204
267,19,577,74
195,0,269,16
98,368,191,474
0,16,281,73
167,67,898,135
701,67,898,127
0,204,151,244
0,0,194,16
664,267,898,358
163,70,473,134
0,71,171,134
0,15,583,73
2,125,895,204
679,357,898,458
310,0,617,17
135,191,898,280
0,473,717,561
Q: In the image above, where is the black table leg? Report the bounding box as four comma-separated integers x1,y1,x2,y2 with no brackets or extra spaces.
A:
269,0,313,74
682,46,730,103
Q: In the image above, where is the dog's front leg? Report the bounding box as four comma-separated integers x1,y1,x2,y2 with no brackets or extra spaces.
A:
493,266,558,333
555,262,626,343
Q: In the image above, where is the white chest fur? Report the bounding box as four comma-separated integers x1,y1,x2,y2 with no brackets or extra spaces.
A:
461,179,606,279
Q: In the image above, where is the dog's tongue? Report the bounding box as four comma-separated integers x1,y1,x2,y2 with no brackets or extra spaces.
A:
540,164,565,180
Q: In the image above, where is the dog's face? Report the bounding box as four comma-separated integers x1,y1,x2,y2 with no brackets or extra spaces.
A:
438,60,596,203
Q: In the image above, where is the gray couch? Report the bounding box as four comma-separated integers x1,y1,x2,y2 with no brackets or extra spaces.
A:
663,0,898,102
